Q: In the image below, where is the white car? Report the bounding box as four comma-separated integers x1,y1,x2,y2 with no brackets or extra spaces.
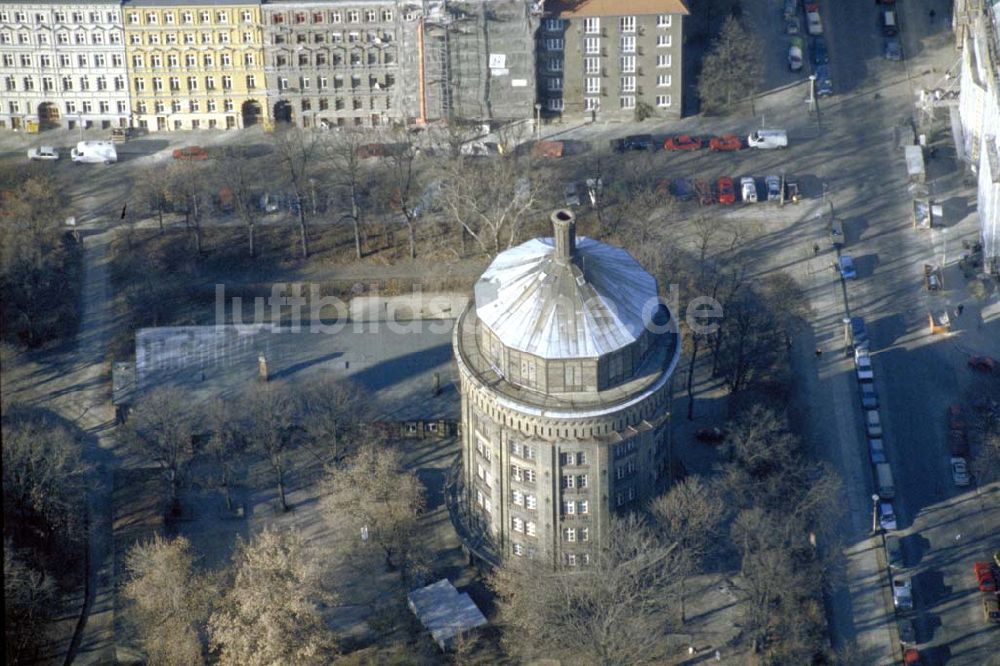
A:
950,456,971,486
855,349,874,381
879,501,897,531
892,577,913,610
564,183,581,207
28,146,60,161
806,11,824,35
740,177,757,203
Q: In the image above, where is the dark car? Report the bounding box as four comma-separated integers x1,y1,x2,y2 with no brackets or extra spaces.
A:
695,427,726,443
615,134,654,152
815,65,833,96
850,316,869,349
881,7,898,36
884,37,902,61
669,178,695,201
812,36,829,65
860,382,878,409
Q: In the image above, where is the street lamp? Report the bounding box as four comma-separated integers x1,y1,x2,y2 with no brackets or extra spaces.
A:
871,494,881,533
534,102,542,140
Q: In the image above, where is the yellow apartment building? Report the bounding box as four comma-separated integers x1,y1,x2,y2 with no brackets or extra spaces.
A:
122,0,268,131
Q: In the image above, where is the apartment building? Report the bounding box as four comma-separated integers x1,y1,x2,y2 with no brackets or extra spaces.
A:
260,0,402,129
0,0,130,130
538,0,688,121
122,0,268,131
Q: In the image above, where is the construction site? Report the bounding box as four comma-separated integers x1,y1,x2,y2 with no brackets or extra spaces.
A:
400,0,539,126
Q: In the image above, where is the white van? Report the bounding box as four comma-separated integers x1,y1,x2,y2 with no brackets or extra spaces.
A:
71,140,117,164
876,462,895,499
748,129,788,149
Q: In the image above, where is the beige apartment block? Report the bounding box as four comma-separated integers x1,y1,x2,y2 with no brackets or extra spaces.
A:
538,0,688,122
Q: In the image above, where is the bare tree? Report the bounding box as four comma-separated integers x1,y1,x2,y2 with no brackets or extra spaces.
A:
119,386,193,517
122,535,209,665
437,153,538,258
321,129,375,260
320,437,426,579
272,127,322,258
133,169,172,233
4,540,56,664
489,514,683,665
208,527,336,665
213,147,264,257
164,162,211,255
650,475,727,623
697,17,765,114
205,399,246,513
296,376,370,463
379,136,423,260
239,382,296,512
2,414,88,547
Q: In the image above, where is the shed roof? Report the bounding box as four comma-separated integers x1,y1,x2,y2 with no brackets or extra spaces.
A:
407,579,487,650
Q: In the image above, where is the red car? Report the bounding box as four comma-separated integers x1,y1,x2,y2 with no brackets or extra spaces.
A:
948,404,966,431
664,135,703,151
716,177,736,204
974,562,997,592
172,146,209,160
709,134,743,151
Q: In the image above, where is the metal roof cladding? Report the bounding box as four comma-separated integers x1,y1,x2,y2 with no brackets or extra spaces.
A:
474,210,659,360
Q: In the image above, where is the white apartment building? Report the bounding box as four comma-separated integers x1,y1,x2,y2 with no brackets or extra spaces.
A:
0,0,130,130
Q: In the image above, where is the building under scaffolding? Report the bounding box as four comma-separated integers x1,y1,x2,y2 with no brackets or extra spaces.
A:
400,0,537,126
953,0,1000,273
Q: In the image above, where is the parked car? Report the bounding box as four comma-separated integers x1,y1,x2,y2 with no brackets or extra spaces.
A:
830,218,845,247
783,0,798,20
531,140,564,158
717,176,736,204
839,255,857,279
951,457,971,486
664,135,703,151
765,175,781,201
881,6,899,36
869,438,887,464
172,146,209,160
879,501,898,531
709,134,743,151
812,36,829,65
784,178,800,203
948,404,967,431
695,427,726,443
850,316,869,349
984,593,1000,624
861,382,879,409
740,177,757,203
968,356,996,372
898,618,916,645
904,648,923,665
893,577,913,610
564,183,581,207
948,429,969,456
615,134,653,151
815,65,834,96
27,146,60,161
974,562,997,592
855,350,874,381
866,410,883,438
789,37,805,71
786,16,800,35
259,192,284,213
670,178,696,201
884,37,903,61
807,10,824,35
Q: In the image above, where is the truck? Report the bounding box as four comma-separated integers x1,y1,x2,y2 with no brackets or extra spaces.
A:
70,140,117,164
876,462,895,499
747,129,788,149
